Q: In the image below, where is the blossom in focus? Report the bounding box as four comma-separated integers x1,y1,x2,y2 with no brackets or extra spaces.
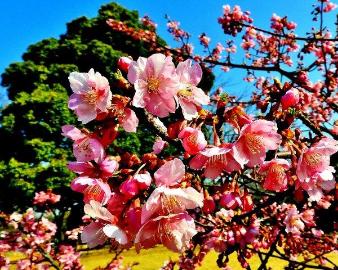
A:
154,158,186,187
135,212,197,252
141,186,203,224
176,59,210,120
120,172,152,199
232,120,282,167
258,159,290,192
281,88,299,110
71,177,111,205
223,106,252,133
68,155,119,180
62,125,104,162
296,137,338,201
68,69,112,124
127,53,179,117
189,145,242,179
110,95,139,132
81,200,127,248
178,127,207,155
117,56,133,73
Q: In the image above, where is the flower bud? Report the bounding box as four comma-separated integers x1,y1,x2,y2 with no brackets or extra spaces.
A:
281,88,299,110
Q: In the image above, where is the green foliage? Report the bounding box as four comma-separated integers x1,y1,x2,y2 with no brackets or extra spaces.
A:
0,2,163,212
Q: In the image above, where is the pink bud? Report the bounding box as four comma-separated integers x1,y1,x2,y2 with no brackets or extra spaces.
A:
120,179,139,199
281,88,299,110
178,127,207,155
118,56,133,73
202,196,216,214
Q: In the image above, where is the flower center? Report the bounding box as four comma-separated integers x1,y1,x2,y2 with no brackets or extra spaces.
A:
187,133,198,145
178,89,193,98
268,164,285,181
84,88,98,105
244,133,264,154
161,194,182,214
304,152,321,166
147,76,160,93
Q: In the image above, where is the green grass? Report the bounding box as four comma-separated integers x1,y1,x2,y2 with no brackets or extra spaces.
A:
7,246,338,269
80,246,338,270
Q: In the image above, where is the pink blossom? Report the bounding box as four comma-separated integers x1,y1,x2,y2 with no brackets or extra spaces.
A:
33,190,61,205
141,186,203,224
119,174,151,199
178,127,207,155
120,108,139,132
62,125,104,162
300,209,316,227
152,137,166,154
81,200,127,248
117,56,133,73
176,59,210,120
258,159,290,192
232,120,282,167
71,177,111,205
68,69,112,124
283,205,305,236
189,145,242,179
128,53,179,117
281,88,299,110
68,155,119,180
135,212,197,252
154,158,185,187
323,2,337,12
296,137,338,201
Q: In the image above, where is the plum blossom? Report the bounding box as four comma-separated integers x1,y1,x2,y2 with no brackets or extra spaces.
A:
141,158,203,223
110,95,139,132
141,186,203,224
135,212,197,252
152,137,167,154
128,53,179,117
71,177,111,205
120,172,152,199
296,137,338,201
283,205,305,236
232,120,282,167
33,190,61,205
189,145,242,179
68,155,119,180
258,159,290,192
62,125,104,162
81,200,127,248
178,127,207,155
68,69,112,124
176,59,210,120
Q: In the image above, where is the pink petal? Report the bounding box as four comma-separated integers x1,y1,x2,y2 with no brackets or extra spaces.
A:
154,158,185,187
121,108,139,132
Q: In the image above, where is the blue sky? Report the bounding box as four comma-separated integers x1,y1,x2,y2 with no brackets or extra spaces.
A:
0,0,336,105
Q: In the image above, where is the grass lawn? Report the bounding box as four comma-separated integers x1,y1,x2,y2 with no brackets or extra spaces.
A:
7,246,338,269
80,246,338,270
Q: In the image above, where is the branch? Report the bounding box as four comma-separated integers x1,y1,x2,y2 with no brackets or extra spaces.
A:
298,113,338,139
239,22,338,42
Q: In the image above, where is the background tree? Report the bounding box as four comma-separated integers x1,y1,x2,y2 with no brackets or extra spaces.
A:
0,2,212,227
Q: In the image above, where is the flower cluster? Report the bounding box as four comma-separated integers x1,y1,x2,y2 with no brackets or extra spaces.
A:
58,1,338,269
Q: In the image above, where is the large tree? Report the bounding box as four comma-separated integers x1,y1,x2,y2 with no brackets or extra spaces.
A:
0,2,169,213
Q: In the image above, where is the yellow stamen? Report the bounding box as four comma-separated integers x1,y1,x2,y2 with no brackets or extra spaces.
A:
245,133,264,154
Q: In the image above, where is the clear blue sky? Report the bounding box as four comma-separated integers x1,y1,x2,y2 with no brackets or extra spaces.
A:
0,0,336,105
